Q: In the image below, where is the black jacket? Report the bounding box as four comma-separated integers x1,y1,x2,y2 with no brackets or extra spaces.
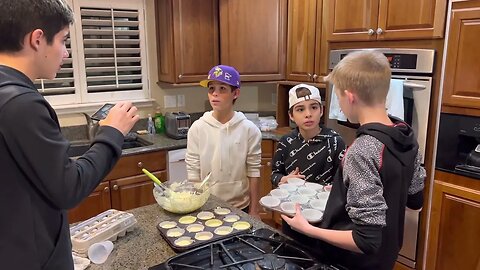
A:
0,65,124,270
319,118,425,270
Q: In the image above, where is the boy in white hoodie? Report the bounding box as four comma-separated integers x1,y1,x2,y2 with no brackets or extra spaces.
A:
186,65,262,218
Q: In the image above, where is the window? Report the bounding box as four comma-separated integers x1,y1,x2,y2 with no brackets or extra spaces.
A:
35,0,149,108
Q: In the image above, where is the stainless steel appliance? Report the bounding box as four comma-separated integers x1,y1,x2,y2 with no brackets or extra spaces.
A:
328,48,435,268
436,113,480,179
149,228,345,270
165,112,191,139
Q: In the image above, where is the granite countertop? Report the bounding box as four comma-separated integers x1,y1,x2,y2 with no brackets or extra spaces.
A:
119,127,291,156
87,196,274,270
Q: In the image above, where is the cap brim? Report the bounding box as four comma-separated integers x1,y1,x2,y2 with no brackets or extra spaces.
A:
199,79,211,88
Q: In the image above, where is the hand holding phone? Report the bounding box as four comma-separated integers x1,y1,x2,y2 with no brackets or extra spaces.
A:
91,103,115,121
99,102,140,136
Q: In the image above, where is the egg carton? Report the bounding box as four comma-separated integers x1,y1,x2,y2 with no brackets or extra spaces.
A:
70,209,137,256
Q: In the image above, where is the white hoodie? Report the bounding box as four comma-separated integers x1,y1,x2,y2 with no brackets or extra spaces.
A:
186,111,262,209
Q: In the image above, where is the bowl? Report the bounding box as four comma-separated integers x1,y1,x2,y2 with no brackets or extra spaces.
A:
270,188,289,199
287,177,306,186
297,187,317,197
301,209,323,223
310,199,327,212
278,183,298,192
153,181,210,214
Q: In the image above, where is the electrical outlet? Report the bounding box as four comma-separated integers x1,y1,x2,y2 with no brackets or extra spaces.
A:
271,93,277,105
164,95,177,108
177,94,185,107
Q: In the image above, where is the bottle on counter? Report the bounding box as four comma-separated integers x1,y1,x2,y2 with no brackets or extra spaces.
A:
154,107,165,134
147,114,156,135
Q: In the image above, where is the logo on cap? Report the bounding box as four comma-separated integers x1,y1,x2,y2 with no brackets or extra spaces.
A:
213,67,223,78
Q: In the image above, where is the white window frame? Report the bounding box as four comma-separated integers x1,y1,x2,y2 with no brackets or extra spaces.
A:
38,0,151,112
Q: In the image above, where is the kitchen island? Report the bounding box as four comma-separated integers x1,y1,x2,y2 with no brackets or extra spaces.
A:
87,195,274,270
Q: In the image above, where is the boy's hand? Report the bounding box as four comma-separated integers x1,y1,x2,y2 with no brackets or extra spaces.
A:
99,102,140,136
278,167,305,185
281,203,310,234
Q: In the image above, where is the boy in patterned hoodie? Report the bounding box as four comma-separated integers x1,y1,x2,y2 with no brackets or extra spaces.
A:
283,51,426,270
271,83,346,241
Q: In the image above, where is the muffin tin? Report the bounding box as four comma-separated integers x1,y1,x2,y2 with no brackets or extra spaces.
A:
259,182,330,223
157,207,252,252
70,209,137,256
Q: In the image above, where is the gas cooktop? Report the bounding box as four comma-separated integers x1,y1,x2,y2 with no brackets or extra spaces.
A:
149,228,343,270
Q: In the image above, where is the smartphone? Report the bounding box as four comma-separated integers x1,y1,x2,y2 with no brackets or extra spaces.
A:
91,103,115,121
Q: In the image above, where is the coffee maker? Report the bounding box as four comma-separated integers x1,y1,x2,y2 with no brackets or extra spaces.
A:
436,113,480,179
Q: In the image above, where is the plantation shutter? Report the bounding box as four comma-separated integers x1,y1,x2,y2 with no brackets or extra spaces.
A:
80,7,144,94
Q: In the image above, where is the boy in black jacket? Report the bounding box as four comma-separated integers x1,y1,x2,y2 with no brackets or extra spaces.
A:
0,1,139,269
282,51,426,270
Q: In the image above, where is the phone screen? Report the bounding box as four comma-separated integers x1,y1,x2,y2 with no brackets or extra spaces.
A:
91,103,114,121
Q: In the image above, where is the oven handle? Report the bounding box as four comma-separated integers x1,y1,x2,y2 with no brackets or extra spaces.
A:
403,81,426,90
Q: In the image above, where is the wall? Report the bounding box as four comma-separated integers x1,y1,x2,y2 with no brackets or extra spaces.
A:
58,0,276,127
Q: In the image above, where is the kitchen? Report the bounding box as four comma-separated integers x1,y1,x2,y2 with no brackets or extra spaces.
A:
15,0,480,269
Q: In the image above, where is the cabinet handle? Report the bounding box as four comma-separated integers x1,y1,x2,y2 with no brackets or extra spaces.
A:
267,162,271,167
307,73,312,78
113,185,119,191
104,187,110,192
137,162,143,168
312,74,318,80
367,29,375,36
376,28,383,35
178,74,183,79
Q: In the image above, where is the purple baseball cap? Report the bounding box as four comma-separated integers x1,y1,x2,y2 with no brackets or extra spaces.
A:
200,65,241,88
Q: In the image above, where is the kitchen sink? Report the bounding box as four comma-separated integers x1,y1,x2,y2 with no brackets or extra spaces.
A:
68,137,152,157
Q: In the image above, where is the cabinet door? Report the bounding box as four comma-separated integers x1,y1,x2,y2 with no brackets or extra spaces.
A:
286,0,318,82
110,170,167,211
426,180,480,270
156,0,219,83
325,0,379,41
68,182,111,224
219,0,287,81
442,4,480,111
259,158,274,223
377,0,446,40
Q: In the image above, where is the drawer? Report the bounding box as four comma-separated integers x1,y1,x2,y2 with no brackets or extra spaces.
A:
104,150,167,180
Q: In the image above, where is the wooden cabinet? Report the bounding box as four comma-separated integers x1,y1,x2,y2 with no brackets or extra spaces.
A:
325,0,447,42
156,0,219,84
68,151,167,223
425,170,480,270
286,0,327,82
68,182,112,224
441,0,480,114
156,0,287,84
219,0,287,81
259,140,276,226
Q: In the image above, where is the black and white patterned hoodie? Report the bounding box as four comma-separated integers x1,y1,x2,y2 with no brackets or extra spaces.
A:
271,126,346,187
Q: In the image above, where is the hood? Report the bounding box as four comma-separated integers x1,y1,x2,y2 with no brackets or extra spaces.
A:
0,65,35,89
356,117,418,166
0,65,37,109
200,111,247,128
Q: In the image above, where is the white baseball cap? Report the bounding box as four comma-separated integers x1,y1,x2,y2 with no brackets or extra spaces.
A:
288,84,322,109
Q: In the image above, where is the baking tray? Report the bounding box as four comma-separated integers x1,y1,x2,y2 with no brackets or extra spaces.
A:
157,207,253,252
259,185,330,223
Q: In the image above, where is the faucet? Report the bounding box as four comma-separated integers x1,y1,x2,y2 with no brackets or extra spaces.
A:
82,113,99,141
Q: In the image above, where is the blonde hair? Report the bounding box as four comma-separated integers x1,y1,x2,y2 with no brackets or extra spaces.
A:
325,51,391,106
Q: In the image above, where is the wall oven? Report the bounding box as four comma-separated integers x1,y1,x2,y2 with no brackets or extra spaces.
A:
327,48,435,268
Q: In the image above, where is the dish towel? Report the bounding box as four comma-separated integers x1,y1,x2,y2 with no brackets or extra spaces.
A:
328,79,405,121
